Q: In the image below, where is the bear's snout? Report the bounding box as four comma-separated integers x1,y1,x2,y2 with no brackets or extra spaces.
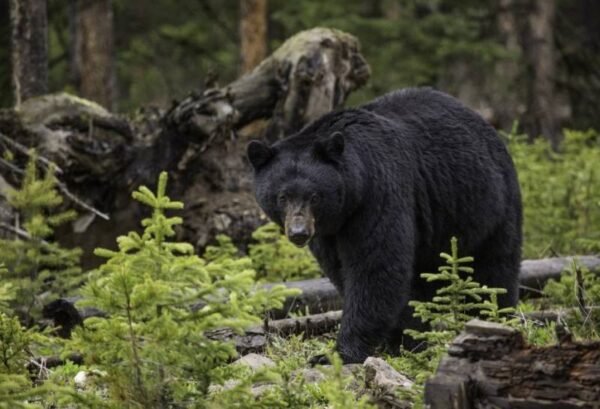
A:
285,208,315,247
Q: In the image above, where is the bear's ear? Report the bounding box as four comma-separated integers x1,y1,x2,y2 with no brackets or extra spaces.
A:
247,140,274,170
315,131,344,162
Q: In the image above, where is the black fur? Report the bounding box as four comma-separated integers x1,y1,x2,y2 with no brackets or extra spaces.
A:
248,88,522,363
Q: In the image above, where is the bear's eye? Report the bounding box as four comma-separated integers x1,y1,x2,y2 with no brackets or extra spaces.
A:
310,194,320,205
277,193,287,205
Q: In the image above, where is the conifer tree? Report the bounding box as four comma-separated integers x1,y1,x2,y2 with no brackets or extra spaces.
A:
406,237,516,344
70,172,297,408
0,152,81,324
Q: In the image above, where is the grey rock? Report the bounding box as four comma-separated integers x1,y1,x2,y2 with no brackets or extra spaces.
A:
233,353,276,371
364,357,413,408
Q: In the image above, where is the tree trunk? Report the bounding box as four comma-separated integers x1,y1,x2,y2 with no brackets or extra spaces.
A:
9,0,48,107
523,0,560,149
74,0,115,110
425,319,600,408
239,0,268,74
491,0,523,130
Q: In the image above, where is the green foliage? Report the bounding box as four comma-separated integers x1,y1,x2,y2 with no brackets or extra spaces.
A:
406,237,515,344
203,234,240,263
0,153,81,324
249,222,321,282
508,127,600,258
313,353,374,409
382,237,518,407
0,313,70,409
0,313,32,375
0,265,14,314
543,259,600,339
70,172,298,408
271,0,506,106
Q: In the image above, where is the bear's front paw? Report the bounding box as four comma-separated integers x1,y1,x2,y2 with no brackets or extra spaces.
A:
308,354,331,367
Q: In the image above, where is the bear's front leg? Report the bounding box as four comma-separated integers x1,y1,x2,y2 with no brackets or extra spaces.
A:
336,249,413,363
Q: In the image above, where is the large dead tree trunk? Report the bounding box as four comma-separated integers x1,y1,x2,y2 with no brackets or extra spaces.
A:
9,0,48,107
425,319,600,408
0,28,370,267
74,0,115,110
239,0,268,74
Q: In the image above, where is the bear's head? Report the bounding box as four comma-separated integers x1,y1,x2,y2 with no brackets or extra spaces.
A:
247,131,347,247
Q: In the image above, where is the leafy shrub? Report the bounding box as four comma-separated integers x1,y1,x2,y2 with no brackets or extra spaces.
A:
249,222,321,282
0,313,89,409
543,259,600,339
0,153,81,324
508,128,600,258
69,172,297,408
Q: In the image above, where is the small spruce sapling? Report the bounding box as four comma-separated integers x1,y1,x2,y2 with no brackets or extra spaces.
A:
406,237,517,344
70,172,298,408
0,152,81,324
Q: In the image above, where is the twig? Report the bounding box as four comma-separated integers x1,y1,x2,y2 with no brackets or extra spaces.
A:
55,180,109,221
0,157,24,174
0,222,50,245
0,133,109,221
0,133,63,175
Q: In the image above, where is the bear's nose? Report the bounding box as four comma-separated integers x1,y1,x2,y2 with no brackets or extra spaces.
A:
288,225,310,247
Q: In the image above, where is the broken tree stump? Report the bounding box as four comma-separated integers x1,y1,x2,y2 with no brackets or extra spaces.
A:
425,319,600,409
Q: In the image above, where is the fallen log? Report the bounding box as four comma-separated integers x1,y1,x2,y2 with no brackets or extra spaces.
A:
268,255,600,318
425,319,600,408
42,255,600,334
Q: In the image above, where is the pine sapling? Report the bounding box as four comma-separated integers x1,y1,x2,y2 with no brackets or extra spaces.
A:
70,172,298,408
0,152,81,324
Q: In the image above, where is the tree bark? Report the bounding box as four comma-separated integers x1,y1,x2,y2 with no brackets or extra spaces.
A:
523,0,560,149
239,0,268,74
74,0,115,110
9,0,48,107
425,319,600,408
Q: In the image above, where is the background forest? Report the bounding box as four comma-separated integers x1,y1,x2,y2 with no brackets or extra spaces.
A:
0,0,600,408
1,0,600,137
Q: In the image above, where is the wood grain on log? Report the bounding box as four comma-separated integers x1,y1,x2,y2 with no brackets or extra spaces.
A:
425,319,600,409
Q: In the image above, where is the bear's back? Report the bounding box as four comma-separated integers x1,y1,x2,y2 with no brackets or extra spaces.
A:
360,88,495,144
361,88,520,261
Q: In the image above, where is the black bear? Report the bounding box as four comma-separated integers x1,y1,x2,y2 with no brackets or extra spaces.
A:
247,88,522,363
